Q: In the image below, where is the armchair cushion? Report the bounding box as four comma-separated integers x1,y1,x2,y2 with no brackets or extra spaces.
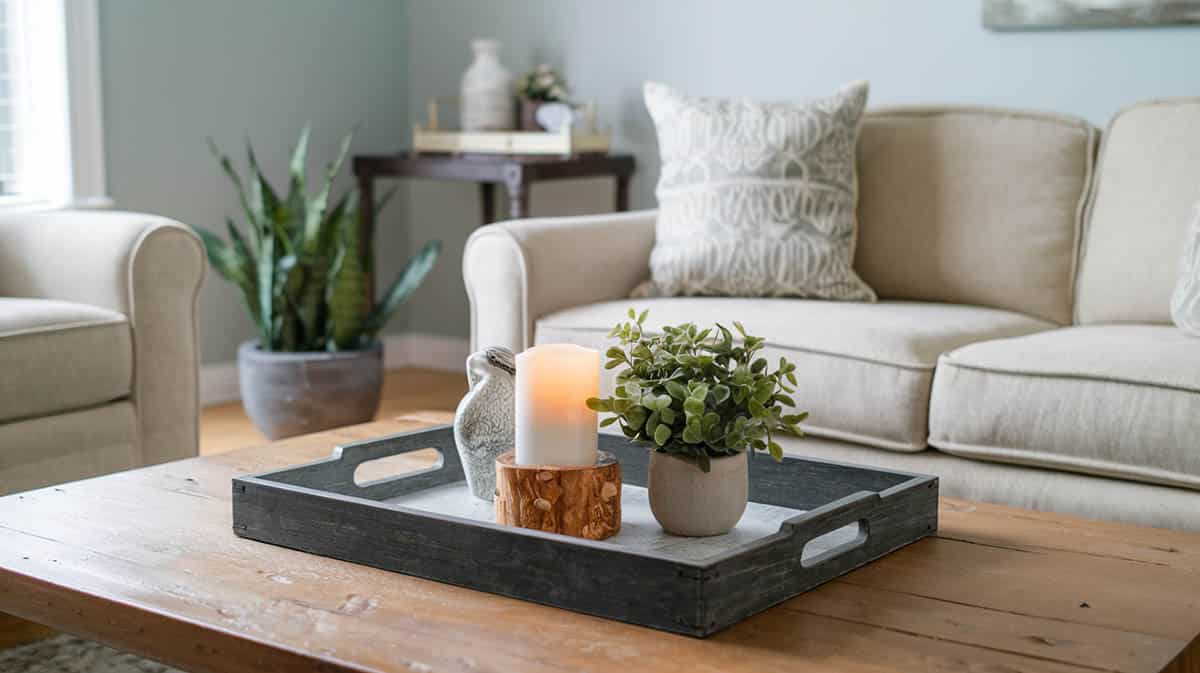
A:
537,297,1053,451
0,298,131,423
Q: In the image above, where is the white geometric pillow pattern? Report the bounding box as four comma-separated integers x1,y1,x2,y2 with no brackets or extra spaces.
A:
1171,199,1200,336
637,80,876,301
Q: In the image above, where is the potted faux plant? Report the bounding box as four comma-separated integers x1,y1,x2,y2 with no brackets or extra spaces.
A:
515,64,570,131
196,126,440,439
587,310,807,536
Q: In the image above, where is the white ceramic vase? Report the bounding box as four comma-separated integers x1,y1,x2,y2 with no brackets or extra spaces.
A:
460,39,514,131
648,451,749,537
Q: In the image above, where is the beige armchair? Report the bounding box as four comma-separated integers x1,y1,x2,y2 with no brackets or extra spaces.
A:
0,210,206,495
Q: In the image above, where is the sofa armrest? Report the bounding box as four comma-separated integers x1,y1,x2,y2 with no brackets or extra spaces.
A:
0,210,207,465
463,210,656,352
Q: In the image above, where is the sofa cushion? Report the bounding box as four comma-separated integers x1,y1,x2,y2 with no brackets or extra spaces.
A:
0,298,132,423
537,297,1053,451
929,325,1200,490
1077,99,1200,325
855,106,1096,325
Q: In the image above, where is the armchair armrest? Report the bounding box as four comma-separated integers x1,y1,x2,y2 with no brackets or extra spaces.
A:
463,210,656,352
0,210,207,465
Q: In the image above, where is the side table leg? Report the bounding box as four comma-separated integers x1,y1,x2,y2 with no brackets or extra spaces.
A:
503,165,530,220
615,176,630,212
356,171,376,304
480,182,496,225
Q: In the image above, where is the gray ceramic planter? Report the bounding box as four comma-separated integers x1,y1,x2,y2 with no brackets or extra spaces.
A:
238,340,383,440
648,451,749,536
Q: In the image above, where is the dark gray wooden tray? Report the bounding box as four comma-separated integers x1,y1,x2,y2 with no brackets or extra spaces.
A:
232,425,938,637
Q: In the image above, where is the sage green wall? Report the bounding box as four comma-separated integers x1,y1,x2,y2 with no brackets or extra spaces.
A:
402,0,1200,341
100,0,410,364
101,1,1200,361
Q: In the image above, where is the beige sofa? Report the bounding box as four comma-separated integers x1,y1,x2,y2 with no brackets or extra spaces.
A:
0,210,206,495
464,99,1200,531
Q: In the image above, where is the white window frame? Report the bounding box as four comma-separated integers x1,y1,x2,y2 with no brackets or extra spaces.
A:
1,0,108,211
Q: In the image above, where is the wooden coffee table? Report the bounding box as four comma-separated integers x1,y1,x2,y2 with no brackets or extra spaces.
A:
1,413,1198,673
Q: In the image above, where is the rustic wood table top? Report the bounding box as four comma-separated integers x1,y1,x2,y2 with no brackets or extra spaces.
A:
1,413,1198,673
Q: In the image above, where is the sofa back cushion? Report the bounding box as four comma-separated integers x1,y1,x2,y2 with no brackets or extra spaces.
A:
1076,99,1200,325
855,106,1096,325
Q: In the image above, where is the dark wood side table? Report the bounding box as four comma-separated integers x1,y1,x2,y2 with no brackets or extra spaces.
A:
354,151,635,225
352,152,635,301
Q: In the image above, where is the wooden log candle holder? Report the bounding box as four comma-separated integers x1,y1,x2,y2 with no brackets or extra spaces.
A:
495,451,621,540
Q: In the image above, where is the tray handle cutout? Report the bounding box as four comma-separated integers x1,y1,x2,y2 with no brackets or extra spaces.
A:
800,519,869,568
324,425,463,498
353,449,445,487
785,490,879,569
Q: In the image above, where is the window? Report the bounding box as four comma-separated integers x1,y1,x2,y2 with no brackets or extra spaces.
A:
0,0,105,209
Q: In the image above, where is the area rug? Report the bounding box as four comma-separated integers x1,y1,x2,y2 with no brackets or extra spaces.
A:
0,635,182,673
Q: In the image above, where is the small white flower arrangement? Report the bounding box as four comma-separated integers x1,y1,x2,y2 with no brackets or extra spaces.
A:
517,64,569,102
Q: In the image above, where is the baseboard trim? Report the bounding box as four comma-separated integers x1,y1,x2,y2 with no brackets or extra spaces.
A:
200,333,469,407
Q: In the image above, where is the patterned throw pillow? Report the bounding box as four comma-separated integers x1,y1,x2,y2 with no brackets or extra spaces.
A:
637,81,876,301
1171,201,1200,336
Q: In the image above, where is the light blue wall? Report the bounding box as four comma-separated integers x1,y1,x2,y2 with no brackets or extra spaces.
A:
100,0,410,363
100,1,1200,360
403,0,1200,340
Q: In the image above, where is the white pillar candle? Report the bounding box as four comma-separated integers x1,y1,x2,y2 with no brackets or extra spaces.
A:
514,344,600,466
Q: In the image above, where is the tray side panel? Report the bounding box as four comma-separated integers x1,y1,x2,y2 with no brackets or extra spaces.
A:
700,476,939,635
232,479,709,637
599,434,915,510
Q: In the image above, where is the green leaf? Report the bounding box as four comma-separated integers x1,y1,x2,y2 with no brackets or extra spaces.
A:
659,407,676,425
361,240,441,337
207,139,259,248
768,441,783,461
304,128,354,249
751,358,767,373
586,397,612,412
653,423,671,446
627,307,636,320
645,410,660,437
683,397,705,418
711,384,730,404
665,380,689,400
749,398,767,419
773,393,796,408
637,308,648,325
599,416,618,427
625,406,647,430
689,382,709,401
682,424,703,444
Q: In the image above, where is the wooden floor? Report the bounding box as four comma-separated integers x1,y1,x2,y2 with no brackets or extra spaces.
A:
0,367,466,651
199,367,466,455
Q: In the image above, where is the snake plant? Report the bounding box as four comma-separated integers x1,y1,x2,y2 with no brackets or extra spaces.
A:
196,126,440,352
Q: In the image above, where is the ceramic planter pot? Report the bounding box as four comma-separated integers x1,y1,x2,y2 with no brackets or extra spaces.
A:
238,340,383,440
648,451,749,536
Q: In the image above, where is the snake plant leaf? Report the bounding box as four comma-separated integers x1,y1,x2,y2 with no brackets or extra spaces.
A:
207,139,260,250
245,141,283,245
329,213,369,349
196,225,262,339
361,239,441,338
225,216,256,269
274,253,305,350
257,230,275,349
283,123,310,233
304,128,354,253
